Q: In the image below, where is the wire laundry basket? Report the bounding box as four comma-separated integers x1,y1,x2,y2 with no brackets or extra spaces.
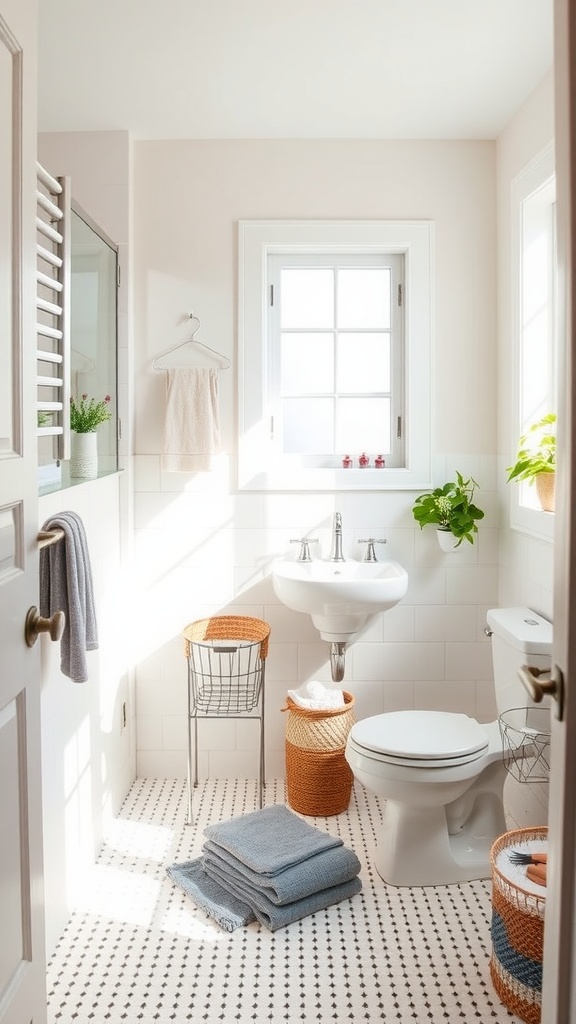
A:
183,616,271,822
498,707,551,785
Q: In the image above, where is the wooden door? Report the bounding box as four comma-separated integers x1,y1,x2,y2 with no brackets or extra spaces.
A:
541,0,576,1018
0,1,48,1021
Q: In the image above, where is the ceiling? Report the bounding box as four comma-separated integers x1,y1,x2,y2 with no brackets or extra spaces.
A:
37,0,553,141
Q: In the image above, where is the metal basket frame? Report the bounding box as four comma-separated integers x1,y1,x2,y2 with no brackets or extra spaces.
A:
183,616,271,823
499,706,551,785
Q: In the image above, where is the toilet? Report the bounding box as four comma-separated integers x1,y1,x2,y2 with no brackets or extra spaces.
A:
345,606,552,886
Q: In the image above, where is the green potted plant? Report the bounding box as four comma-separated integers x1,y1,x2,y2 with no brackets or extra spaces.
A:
506,412,556,512
411,471,485,549
70,393,112,433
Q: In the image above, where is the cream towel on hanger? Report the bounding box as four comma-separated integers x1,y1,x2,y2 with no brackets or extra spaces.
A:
162,367,220,472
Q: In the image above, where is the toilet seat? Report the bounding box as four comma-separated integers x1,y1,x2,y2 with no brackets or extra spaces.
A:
349,710,490,768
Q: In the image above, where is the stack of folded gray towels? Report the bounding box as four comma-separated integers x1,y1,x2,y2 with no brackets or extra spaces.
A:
167,804,362,932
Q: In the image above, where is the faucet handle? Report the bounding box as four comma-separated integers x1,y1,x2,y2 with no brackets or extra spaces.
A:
290,537,318,562
358,538,387,562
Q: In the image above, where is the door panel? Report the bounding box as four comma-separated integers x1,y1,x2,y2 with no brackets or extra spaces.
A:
542,1,576,1020
0,1,47,1022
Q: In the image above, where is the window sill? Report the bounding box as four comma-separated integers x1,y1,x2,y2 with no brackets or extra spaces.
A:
39,464,122,497
238,463,431,492
510,500,554,543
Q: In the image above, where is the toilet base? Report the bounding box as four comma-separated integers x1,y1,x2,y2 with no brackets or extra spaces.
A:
374,787,507,887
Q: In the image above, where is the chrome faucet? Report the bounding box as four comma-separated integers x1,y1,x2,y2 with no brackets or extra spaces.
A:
329,512,345,561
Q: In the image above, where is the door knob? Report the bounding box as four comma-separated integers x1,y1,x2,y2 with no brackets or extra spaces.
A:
518,664,564,720
25,606,66,647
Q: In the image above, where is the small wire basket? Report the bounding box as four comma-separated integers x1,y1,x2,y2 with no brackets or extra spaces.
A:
499,707,551,785
187,637,265,715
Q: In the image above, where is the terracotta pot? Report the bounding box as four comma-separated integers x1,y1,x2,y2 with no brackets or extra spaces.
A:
535,471,555,512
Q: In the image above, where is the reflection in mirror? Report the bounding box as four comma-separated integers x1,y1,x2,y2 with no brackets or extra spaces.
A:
70,203,118,473
38,202,118,488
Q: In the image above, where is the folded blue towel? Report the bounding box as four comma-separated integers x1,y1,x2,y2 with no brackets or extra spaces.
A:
202,839,361,906
202,856,362,932
166,859,255,931
203,804,342,875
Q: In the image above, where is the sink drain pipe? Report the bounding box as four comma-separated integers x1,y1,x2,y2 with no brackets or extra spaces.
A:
330,642,347,682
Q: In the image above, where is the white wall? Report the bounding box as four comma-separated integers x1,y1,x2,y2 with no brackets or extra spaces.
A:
496,72,555,828
132,139,501,780
37,131,135,955
496,72,555,620
39,476,132,954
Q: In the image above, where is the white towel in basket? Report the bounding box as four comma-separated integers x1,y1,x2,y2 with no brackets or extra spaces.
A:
287,680,345,710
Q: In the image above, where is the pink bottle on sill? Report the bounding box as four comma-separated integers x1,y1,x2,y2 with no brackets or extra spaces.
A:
342,455,353,468
358,452,370,468
375,454,385,468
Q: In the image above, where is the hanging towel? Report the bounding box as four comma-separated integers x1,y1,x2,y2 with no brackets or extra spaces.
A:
39,511,98,683
162,367,220,472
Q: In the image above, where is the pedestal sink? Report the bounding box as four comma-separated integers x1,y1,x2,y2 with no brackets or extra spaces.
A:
272,558,409,644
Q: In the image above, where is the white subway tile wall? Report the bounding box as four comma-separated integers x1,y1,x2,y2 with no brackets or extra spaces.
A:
131,453,544,784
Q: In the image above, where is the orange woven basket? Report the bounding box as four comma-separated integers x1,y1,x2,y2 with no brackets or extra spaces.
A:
489,827,547,1024
283,691,355,816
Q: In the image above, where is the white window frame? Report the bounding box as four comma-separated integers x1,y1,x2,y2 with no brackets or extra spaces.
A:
238,220,434,492
268,252,405,468
510,145,556,543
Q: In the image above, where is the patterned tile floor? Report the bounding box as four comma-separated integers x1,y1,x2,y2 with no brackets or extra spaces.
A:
46,779,521,1023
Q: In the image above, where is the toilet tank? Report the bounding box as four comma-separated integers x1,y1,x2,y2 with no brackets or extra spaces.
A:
486,607,553,716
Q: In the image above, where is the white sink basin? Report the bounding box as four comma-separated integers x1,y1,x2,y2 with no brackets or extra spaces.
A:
272,558,409,642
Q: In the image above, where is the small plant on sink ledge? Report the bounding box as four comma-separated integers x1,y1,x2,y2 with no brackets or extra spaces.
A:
506,412,556,513
411,471,485,549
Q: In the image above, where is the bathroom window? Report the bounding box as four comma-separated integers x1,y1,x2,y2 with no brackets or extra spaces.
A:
238,220,433,491
267,253,404,468
510,145,556,541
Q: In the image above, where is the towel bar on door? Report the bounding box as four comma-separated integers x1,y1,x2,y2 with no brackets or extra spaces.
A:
38,528,65,549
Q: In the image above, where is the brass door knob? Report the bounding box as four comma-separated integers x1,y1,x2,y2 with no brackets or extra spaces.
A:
518,663,564,720
25,606,66,647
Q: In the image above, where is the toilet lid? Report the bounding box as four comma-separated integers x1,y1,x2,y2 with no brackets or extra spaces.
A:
350,711,489,764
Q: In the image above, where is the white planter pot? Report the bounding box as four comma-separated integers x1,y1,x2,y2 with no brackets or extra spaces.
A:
436,529,460,552
70,430,98,479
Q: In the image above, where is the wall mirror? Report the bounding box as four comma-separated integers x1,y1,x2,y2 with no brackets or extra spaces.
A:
38,201,118,489
70,202,118,474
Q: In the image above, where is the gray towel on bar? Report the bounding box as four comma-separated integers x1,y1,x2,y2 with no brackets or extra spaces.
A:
202,855,362,932
39,511,98,683
203,804,342,875
202,839,361,906
166,859,255,932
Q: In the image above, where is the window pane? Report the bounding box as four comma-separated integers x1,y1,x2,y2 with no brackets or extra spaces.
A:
522,311,552,420
282,397,334,453
281,333,334,394
337,268,390,329
336,397,391,453
281,268,334,328
337,333,390,392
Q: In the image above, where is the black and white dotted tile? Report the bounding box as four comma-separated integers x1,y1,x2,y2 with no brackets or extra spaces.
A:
46,779,522,1023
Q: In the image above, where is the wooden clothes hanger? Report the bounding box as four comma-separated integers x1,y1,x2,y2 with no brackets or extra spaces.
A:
152,313,231,371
